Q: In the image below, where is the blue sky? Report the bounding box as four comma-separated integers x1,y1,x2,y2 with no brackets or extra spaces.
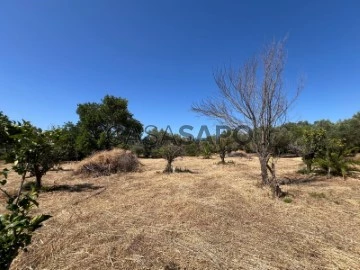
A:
0,0,359,135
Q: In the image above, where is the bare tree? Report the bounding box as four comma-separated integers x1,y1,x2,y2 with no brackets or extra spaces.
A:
192,38,302,196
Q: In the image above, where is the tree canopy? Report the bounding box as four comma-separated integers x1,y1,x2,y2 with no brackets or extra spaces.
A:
76,95,143,156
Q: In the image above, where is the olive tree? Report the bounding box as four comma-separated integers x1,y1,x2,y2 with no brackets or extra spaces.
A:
192,38,302,195
160,144,183,173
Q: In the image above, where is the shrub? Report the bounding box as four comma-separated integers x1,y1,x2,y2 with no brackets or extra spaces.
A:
74,148,140,177
0,168,51,270
200,141,213,159
217,137,232,164
159,144,183,173
313,139,360,178
184,142,199,156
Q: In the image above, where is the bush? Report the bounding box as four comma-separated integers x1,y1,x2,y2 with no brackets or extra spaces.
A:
0,168,51,270
313,139,360,178
184,142,200,156
159,144,183,173
74,148,140,177
200,141,213,159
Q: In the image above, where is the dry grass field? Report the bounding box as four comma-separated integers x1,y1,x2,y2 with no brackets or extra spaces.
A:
2,155,360,270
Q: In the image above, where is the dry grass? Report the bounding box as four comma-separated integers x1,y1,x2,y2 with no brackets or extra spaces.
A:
1,156,360,269
74,149,140,177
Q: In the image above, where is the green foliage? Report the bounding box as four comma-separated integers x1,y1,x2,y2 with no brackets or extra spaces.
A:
141,127,165,158
0,168,51,270
9,121,61,188
297,167,311,175
336,112,360,153
300,128,327,172
0,112,19,159
313,138,360,178
53,122,81,161
200,141,214,159
283,196,293,203
216,136,234,164
76,95,143,155
0,112,11,154
130,143,145,157
183,141,200,156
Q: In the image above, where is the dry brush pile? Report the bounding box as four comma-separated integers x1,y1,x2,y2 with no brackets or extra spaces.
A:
74,148,140,177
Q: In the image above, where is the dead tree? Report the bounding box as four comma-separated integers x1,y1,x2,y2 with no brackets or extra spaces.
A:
192,38,302,196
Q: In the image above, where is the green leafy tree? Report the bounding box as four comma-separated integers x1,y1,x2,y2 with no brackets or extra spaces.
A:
76,95,143,156
0,112,19,159
0,112,11,148
300,128,327,172
216,132,236,163
337,112,360,153
9,121,61,188
53,122,81,161
142,127,162,158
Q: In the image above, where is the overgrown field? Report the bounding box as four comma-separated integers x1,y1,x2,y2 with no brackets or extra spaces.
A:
2,156,360,269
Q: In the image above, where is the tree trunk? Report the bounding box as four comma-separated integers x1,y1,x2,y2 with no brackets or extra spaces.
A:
220,152,226,164
164,161,173,173
267,159,284,198
327,167,331,179
34,166,42,188
259,156,269,185
306,162,312,173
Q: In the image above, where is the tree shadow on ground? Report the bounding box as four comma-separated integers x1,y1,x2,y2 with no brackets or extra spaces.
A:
23,182,104,193
45,183,104,192
278,176,329,186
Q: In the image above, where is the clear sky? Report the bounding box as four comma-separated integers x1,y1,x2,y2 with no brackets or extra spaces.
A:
0,0,359,134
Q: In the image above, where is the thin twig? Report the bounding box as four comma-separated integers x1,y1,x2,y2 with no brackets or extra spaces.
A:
0,187,11,199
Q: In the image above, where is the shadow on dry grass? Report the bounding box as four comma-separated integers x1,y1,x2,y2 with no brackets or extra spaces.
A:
44,183,104,193
278,175,328,186
23,182,104,193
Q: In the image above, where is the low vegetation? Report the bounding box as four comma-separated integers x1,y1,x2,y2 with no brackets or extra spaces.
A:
159,144,183,173
0,168,51,270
